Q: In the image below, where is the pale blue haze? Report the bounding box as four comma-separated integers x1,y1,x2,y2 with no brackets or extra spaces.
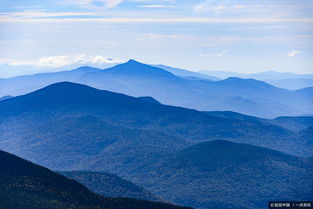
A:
0,0,313,77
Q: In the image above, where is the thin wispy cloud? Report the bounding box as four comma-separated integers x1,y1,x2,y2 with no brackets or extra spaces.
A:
142,33,197,40
63,0,175,8
287,50,302,57
23,9,47,12
194,1,266,13
200,50,228,57
0,11,96,18
233,5,263,9
63,0,123,8
216,50,228,56
137,5,175,8
1,14,313,23
0,0,312,74
0,55,122,68
194,0,226,13
211,5,226,10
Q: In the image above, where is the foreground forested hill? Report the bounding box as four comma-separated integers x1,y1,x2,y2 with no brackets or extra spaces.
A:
0,150,192,209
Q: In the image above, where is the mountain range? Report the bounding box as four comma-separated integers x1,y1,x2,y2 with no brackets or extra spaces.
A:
0,81,311,161
0,150,191,209
1,61,312,209
0,60,312,117
198,70,313,80
198,69,313,90
0,82,312,209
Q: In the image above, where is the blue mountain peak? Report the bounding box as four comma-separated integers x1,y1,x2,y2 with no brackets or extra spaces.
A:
126,59,138,63
103,59,177,78
123,59,145,66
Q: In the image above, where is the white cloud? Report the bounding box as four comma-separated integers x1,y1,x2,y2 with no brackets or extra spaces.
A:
216,50,228,56
287,50,302,57
200,50,228,57
137,5,175,8
233,5,263,9
194,1,265,13
0,55,122,68
194,0,226,13
23,9,47,12
0,11,96,18
142,33,197,40
211,5,226,10
63,0,175,8
104,0,123,8
63,0,123,8
1,15,312,24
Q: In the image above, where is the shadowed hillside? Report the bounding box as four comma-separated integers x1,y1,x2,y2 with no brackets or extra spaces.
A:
0,150,192,209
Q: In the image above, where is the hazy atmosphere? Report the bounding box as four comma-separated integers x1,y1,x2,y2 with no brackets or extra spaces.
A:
0,0,313,77
1,1,313,209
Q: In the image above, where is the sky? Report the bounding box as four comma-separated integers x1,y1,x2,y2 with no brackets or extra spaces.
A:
0,0,313,77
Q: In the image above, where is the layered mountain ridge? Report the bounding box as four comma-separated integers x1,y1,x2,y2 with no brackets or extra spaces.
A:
0,81,312,209
0,60,312,117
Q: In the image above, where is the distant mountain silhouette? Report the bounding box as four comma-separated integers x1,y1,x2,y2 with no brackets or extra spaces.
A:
198,70,243,79
199,70,313,90
81,60,179,85
0,66,101,96
155,64,219,81
247,71,313,80
61,171,160,201
0,150,192,209
199,70,313,80
135,140,312,209
1,82,308,162
214,77,274,89
72,61,313,118
79,60,193,107
0,60,312,117
265,78,313,90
